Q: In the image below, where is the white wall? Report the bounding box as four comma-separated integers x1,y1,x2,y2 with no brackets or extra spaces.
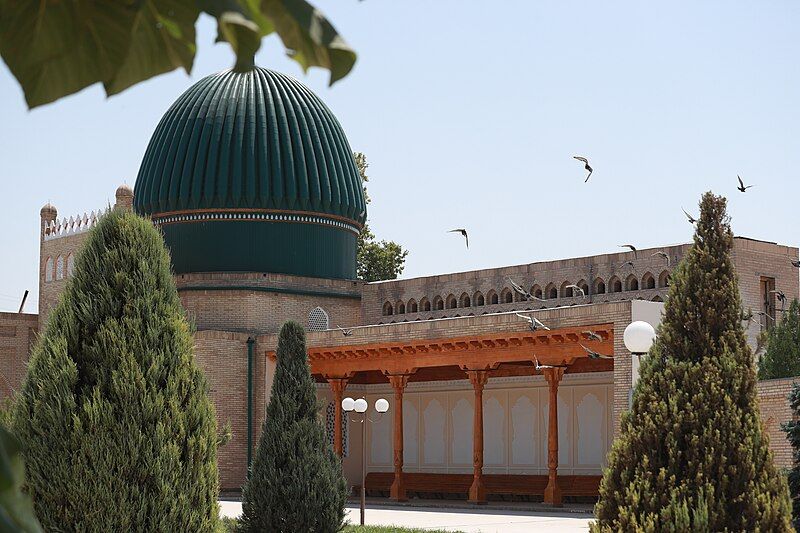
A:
318,372,614,486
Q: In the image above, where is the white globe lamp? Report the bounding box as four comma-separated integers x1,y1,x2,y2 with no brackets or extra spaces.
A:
353,398,368,413
624,321,656,355
341,397,355,412
375,398,389,413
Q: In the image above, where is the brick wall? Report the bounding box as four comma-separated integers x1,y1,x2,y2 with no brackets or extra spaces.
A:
193,330,272,491
176,272,363,335
757,377,796,470
361,244,686,326
38,231,90,328
0,312,38,400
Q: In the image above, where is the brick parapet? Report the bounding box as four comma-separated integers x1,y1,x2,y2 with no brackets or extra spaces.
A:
0,312,39,399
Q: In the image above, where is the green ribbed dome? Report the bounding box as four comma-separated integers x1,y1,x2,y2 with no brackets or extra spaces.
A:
134,67,366,279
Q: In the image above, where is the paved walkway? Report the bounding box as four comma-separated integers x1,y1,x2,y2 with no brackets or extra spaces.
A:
219,501,593,532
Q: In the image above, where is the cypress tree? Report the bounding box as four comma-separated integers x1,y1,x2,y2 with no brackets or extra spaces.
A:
592,192,791,531
758,299,800,380
240,321,347,533
783,383,800,528
12,210,220,532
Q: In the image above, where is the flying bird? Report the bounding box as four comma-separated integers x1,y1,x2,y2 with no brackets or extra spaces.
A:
619,244,637,253
770,290,787,312
534,356,566,371
449,228,469,249
737,175,754,193
573,156,593,182
508,278,544,302
566,284,586,298
515,313,550,331
753,311,775,323
580,344,613,360
582,331,603,341
620,260,636,271
337,326,354,337
682,208,697,224
792,260,800,268
651,251,670,266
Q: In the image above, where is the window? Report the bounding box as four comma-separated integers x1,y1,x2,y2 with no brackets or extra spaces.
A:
408,299,418,313
397,302,405,314
460,293,471,308
545,284,558,299
594,278,605,295
626,275,639,291
56,256,64,280
325,402,349,456
474,292,485,306
308,307,329,331
761,276,776,331
66,254,75,277
434,296,444,310
501,289,513,304
45,257,53,282
420,298,431,312
383,302,394,316
610,277,622,293
487,290,498,305
561,282,573,298
446,294,457,309
642,272,655,290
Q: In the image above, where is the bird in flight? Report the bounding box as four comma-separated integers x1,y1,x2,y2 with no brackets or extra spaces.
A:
573,156,593,182
580,344,613,360
791,260,800,268
651,251,670,266
770,290,787,312
619,244,637,254
753,311,775,323
582,331,603,341
566,284,586,298
515,313,550,331
508,278,544,302
620,260,635,271
682,208,697,225
449,228,469,249
337,326,354,337
534,356,566,371
737,175,754,193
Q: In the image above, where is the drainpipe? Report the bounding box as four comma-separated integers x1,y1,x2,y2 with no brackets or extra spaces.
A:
246,336,255,479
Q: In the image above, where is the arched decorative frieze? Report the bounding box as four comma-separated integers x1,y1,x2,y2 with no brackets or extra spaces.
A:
383,301,394,316
433,295,444,311
407,299,418,313
545,283,558,299
609,276,622,293
420,297,431,312
641,272,656,290
625,274,639,291
500,287,513,304
459,292,471,308
658,270,671,288
593,277,606,295
446,294,458,309
474,291,485,306
486,290,499,305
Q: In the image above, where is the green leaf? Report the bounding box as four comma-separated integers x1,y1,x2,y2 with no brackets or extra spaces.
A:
218,12,261,71
105,0,200,96
261,0,356,85
0,428,42,533
0,0,140,108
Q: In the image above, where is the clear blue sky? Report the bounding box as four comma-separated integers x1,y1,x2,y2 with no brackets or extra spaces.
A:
1,1,798,313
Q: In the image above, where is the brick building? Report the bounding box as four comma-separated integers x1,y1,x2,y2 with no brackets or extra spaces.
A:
1,65,798,504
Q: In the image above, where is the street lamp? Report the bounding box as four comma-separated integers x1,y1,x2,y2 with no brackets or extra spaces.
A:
623,321,656,406
342,396,389,526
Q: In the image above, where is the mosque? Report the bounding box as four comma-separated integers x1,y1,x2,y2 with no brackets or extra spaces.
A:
1,65,798,505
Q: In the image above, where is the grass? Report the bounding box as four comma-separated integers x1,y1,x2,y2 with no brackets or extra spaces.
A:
220,517,459,533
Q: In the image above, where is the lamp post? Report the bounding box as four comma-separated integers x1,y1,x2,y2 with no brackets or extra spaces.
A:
623,320,657,407
342,396,389,526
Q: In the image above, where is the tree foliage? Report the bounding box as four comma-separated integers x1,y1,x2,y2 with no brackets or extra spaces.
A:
0,427,42,533
354,152,409,282
0,0,356,109
758,299,800,380
592,192,792,532
783,383,800,529
239,321,347,532
12,210,220,532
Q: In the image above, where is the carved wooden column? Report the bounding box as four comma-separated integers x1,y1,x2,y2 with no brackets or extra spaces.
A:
327,377,349,457
466,369,489,504
387,374,410,501
543,367,565,506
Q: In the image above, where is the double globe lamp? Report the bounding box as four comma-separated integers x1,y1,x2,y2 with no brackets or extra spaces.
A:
341,396,389,525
